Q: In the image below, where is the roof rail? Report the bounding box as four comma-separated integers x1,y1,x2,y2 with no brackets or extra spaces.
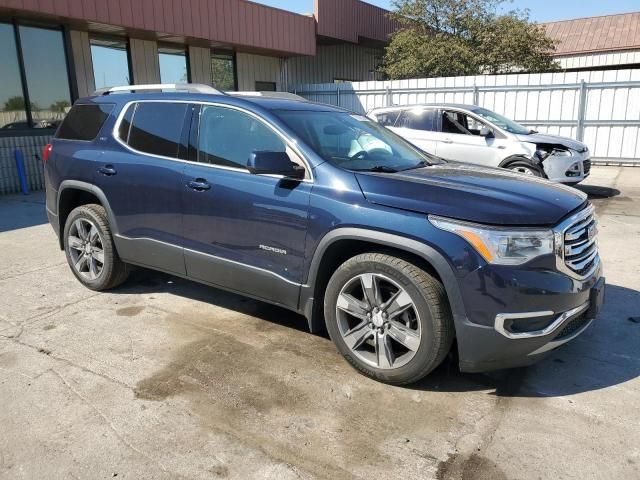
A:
227,91,307,101
93,83,223,96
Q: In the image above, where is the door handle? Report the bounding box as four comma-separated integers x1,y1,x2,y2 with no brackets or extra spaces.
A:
98,165,117,176
442,138,453,144
187,178,211,191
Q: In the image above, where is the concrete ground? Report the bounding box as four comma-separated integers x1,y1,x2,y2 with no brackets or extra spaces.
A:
0,166,638,480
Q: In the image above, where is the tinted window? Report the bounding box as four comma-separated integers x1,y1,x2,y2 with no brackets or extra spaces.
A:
0,23,27,129
398,109,436,131
159,45,188,83
198,106,285,169
56,104,114,140
19,26,72,127
211,50,236,91
255,81,276,91
127,103,188,158
91,37,131,89
375,111,400,127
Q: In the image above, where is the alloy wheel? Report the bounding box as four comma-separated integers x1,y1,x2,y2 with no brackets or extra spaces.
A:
67,218,105,280
335,273,421,369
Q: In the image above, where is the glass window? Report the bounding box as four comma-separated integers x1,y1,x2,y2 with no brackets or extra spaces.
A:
442,111,489,136
91,37,131,90
211,50,236,91
374,111,400,127
255,81,276,92
471,107,531,135
398,109,437,131
127,102,188,158
275,110,442,172
159,45,189,84
56,103,114,141
198,106,285,169
19,25,71,128
0,23,27,130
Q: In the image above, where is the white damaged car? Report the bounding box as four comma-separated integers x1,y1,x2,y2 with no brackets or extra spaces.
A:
367,104,591,184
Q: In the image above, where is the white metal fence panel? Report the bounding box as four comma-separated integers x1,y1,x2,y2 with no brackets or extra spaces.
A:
293,69,640,164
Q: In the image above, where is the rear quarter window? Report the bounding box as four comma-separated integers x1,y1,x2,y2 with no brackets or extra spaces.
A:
56,103,114,141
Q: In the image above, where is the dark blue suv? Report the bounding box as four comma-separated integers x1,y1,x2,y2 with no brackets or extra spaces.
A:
44,84,605,385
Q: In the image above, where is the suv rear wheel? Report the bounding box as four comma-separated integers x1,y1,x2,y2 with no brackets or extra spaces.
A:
324,253,454,385
63,204,129,291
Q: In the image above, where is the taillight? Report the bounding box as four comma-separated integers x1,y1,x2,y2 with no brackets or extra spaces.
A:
43,143,52,163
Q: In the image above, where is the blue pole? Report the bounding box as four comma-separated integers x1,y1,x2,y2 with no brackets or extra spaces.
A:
14,149,29,195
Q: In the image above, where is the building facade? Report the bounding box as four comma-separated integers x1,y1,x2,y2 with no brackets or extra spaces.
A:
0,0,397,193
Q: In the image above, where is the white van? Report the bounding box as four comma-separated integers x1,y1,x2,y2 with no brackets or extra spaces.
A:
367,104,591,184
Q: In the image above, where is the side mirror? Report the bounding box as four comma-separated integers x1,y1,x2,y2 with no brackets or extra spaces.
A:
247,151,305,180
480,127,494,138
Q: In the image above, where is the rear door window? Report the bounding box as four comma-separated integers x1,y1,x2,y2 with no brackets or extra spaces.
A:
126,102,189,158
397,109,437,131
56,103,114,140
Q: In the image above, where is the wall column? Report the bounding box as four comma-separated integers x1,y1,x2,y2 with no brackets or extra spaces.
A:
188,46,211,85
68,30,95,97
129,38,160,84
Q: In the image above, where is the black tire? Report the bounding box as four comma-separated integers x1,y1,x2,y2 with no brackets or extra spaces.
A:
324,252,455,385
504,159,545,178
63,204,129,291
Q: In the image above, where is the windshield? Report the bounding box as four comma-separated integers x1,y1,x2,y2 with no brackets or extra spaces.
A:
274,110,442,172
471,107,532,135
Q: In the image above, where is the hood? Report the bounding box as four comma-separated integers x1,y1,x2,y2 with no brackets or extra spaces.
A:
355,163,587,226
515,132,587,152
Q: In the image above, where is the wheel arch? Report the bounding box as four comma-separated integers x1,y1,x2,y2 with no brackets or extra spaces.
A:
300,228,467,335
57,181,118,250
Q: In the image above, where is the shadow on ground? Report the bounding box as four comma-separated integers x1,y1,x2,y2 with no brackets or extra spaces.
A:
0,192,47,232
574,184,621,199
115,268,640,400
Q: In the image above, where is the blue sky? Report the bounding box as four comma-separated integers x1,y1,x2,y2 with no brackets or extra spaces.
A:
253,0,639,22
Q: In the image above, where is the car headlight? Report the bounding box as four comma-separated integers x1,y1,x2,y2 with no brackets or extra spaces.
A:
429,216,554,265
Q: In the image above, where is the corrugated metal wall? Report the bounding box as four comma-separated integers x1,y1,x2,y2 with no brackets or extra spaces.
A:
0,135,50,194
287,44,383,87
237,53,282,91
129,39,161,85
0,0,316,56
293,68,640,164
189,46,211,85
557,50,640,70
68,30,96,98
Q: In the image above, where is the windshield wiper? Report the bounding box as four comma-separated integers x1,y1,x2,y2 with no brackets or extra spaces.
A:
529,129,538,134
400,160,430,171
361,165,399,173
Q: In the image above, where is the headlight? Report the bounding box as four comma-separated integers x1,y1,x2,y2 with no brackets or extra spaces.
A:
551,149,573,157
429,216,554,265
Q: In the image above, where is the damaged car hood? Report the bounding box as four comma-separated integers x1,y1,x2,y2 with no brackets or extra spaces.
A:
515,132,588,153
355,163,587,226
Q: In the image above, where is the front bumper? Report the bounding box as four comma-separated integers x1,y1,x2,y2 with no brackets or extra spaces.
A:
455,256,603,373
542,152,591,183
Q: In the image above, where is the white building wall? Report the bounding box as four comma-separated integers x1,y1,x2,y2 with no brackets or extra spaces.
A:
557,50,640,70
287,43,383,88
236,53,283,91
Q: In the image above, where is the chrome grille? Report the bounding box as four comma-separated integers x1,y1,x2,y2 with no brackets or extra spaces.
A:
556,205,599,278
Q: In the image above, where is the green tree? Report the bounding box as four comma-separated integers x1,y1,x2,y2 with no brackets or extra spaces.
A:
381,0,559,79
3,96,26,112
50,100,71,113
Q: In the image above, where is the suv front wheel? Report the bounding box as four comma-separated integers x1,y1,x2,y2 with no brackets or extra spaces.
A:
63,204,129,291
324,253,454,385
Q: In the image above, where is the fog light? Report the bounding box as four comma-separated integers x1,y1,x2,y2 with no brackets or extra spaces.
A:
565,162,581,177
